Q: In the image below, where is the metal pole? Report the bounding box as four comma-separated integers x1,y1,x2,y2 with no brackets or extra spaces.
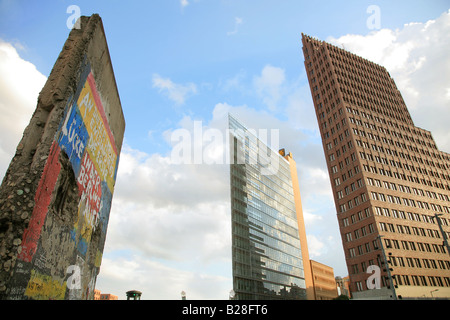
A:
378,235,397,300
433,213,450,256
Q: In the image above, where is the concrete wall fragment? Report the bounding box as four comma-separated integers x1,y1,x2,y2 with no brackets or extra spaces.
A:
0,14,125,300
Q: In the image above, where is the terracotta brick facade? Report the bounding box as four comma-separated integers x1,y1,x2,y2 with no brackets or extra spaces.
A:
301,34,450,299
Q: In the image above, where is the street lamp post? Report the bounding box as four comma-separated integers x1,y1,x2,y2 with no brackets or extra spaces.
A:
432,213,450,256
377,235,397,300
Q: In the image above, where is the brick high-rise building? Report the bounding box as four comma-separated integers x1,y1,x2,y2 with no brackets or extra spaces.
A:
301,34,450,299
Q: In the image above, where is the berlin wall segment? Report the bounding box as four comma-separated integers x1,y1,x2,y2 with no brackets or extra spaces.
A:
0,15,125,300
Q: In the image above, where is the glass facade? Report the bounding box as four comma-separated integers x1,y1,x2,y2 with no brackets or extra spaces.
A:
229,115,307,300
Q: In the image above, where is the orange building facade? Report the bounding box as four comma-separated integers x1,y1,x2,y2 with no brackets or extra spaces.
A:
94,289,118,300
310,260,338,300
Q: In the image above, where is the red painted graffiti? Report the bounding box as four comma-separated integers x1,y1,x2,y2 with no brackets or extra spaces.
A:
77,152,102,224
18,142,62,263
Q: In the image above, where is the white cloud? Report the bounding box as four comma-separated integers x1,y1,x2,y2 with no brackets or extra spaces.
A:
152,73,197,105
306,234,345,277
303,210,323,225
253,65,286,110
96,254,231,300
0,40,47,181
306,234,325,258
327,10,450,152
180,0,189,8
98,148,233,298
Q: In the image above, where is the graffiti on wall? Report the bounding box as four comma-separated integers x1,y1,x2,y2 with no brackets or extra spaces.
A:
24,269,67,300
66,71,118,258
14,60,119,300
18,143,62,263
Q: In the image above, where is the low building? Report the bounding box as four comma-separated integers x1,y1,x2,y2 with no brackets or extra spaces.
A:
310,260,338,300
100,293,118,300
94,289,118,300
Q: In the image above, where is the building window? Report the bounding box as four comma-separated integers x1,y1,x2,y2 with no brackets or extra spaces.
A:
342,217,349,227
357,179,363,188
345,232,352,242
355,281,364,291
349,248,356,257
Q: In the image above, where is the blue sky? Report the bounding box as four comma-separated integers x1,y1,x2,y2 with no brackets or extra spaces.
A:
0,0,449,300
1,0,448,155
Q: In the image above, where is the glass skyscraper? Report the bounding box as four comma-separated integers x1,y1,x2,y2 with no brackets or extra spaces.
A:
228,114,312,300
